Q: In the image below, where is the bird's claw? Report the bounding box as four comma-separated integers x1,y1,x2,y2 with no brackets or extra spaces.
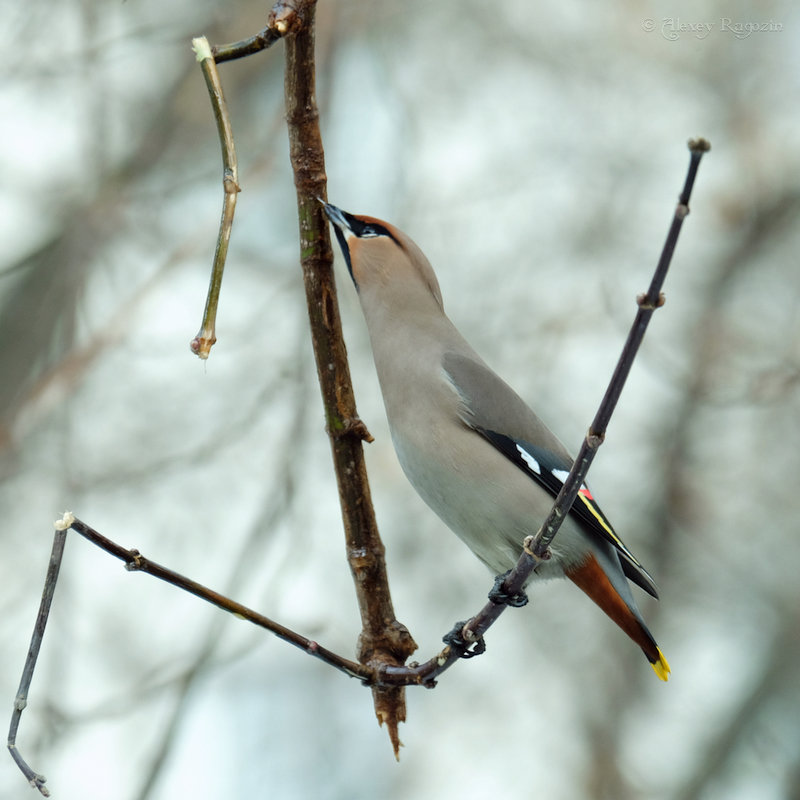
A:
442,620,486,659
488,570,529,607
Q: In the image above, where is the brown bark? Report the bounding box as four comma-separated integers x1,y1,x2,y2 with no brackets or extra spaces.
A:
277,0,417,756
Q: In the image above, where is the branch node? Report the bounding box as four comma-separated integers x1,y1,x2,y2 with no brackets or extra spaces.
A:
269,0,308,36
586,429,605,448
636,291,666,310
124,550,145,572
523,536,551,561
328,416,374,443
223,171,241,194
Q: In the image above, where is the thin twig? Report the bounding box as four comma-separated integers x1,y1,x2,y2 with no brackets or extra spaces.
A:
212,1,310,64
391,138,711,674
6,525,69,798
213,28,284,63
529,137,711,559
6,509,375,794
189,36,241,360
210,0,306,65
63,515,370,681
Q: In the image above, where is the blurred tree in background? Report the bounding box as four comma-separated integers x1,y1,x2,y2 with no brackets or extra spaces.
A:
1,1,798,799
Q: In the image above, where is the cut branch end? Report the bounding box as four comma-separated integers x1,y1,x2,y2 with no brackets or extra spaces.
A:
190,332,216,360
191,36,213,62
53,511,75,531
688,137,711,153
372,687,405,760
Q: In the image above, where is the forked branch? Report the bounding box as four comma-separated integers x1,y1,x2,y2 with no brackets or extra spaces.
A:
6,0,710,787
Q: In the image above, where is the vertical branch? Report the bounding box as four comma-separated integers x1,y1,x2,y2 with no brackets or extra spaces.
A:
276,0,416,756
7,519,71,798
190,36,241,360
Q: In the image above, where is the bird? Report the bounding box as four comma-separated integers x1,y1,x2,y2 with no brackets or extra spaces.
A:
322,201,670,681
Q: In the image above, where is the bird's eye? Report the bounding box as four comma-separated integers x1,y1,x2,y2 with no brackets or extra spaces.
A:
351,218,392,239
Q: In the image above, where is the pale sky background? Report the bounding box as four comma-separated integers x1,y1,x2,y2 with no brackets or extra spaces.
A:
2,1,799,799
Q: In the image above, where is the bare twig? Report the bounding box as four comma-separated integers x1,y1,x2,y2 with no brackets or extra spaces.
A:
189,36,241,360
64,515,370,680
475,138,713,622
7,501,447,797
211,0,310,64
382,138,711,676
6,525,68,798
213,28,284,63
529,137,711,558
6,509,375,793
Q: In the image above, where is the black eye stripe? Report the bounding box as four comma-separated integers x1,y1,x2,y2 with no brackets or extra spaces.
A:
360,223,392,238
342,211,396,241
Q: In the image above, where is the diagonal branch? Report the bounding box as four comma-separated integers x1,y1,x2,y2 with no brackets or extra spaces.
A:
529,137,711,559
379,139,711,678
62,515,369,680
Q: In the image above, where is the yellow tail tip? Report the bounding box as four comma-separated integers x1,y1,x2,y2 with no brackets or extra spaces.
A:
651,648,671,681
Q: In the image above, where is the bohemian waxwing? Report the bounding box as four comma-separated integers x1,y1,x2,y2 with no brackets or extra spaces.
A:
323,202,670,681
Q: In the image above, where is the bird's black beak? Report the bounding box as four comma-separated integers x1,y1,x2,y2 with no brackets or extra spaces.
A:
321,201,351,233
322,201,356,280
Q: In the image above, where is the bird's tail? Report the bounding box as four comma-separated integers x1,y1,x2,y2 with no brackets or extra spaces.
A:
566,553,670,681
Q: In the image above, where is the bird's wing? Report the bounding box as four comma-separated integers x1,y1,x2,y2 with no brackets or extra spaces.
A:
442,351,658,598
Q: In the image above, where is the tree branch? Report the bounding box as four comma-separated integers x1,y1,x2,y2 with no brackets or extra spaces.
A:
190,36,241,360
277,0,416,757
529,137,711,559
212,28,284,63
6,528,66,798
384,138,711,675
6,5,712,787
63,515,369,679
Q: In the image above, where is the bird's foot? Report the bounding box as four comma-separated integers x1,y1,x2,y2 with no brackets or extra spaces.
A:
488,570,529,607
442,620,486,659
